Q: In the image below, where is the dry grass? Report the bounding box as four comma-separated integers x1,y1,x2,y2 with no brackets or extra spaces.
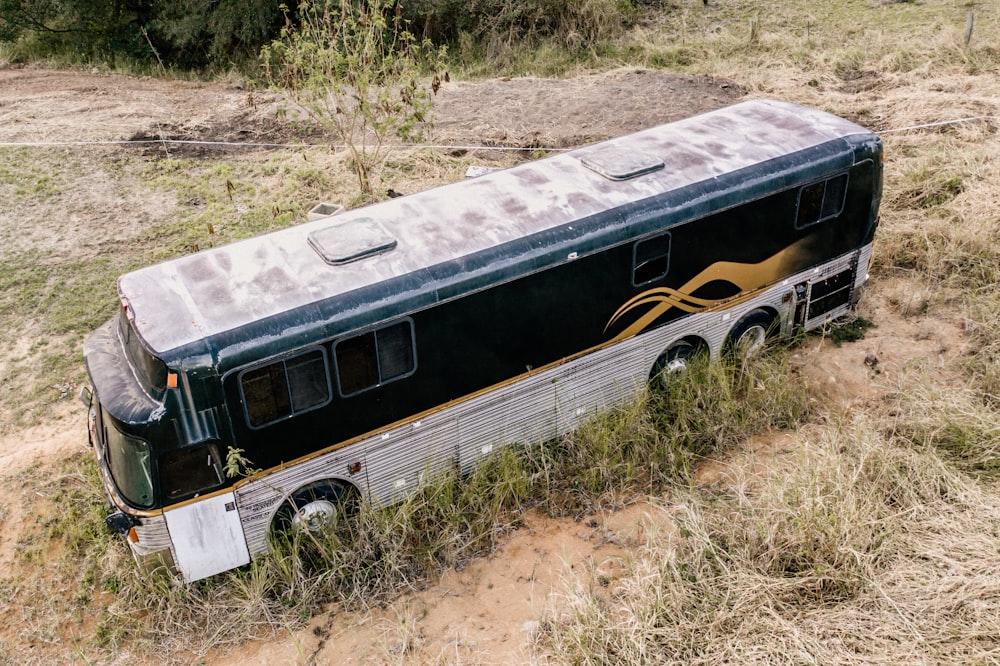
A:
539,425,1000,664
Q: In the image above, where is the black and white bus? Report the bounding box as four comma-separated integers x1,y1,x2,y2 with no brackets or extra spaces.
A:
81,99,882,582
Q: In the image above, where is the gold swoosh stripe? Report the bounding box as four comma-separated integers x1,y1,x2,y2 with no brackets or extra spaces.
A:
606,238,810,342
608,288,720,325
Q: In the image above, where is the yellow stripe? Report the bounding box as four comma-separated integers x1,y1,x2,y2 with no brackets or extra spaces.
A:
606,238,809,340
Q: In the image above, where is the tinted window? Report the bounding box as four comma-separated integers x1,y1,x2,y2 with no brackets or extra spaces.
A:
335,333,379,395
104,415,154,508
633,233,671,286
159,443,224,502
377,321,415,380
287,352,331,411
796,174,849,228
822,173,848,219
241,349,330,427
335,320,416,396
796,182,825,227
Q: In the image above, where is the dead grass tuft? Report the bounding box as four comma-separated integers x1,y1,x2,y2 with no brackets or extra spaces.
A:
539,425,1000,664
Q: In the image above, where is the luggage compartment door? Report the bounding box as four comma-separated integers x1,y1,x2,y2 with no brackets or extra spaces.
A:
164,491,250,582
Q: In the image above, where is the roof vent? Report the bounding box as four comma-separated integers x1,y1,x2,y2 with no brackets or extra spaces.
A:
308,217,397,265
579,145,664,181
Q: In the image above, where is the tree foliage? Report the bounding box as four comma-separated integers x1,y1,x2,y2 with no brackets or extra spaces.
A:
398,0,637,48
261,0,446,195
0,0,636,69
151,0,285,66
0,0,153,57
0,0,285,66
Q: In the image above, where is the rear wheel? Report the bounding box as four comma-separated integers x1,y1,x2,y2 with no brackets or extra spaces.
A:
724,309,777,359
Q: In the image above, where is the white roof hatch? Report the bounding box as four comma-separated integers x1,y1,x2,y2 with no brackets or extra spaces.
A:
307,217,398,265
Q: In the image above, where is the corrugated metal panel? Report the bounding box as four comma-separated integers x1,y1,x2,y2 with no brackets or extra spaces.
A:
131,514,172,556
364,418,458,504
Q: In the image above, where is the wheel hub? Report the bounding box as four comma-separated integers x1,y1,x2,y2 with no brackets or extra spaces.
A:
665,357,688,374
292,499,337,532
736,325,767,356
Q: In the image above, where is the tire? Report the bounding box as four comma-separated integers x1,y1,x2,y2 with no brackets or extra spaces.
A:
724,309,777,359
270,479,357,536
649,340,698,390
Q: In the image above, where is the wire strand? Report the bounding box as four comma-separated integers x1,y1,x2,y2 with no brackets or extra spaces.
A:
877,115,993,134
0,138,571,152
0,115,993,151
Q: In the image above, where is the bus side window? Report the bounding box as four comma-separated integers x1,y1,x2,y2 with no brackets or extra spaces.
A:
633,232,671,287
240,348,331,428
160,442,224,502
335,320,416,396
796,173,849,228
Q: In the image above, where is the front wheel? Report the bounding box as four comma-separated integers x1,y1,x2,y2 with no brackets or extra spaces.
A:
650,340,700,390
270,479,357,536
724,309,777,359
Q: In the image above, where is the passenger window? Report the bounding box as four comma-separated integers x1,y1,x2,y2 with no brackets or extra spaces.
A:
633,233,671,286
335,320,416,396
241,348,330,427
159,443,225,502
796,173,848,228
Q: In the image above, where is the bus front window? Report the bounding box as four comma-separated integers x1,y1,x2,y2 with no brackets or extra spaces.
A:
104,418,155,508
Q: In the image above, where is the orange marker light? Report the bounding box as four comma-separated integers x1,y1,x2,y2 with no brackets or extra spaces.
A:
128,527,139,543
167,372,178,389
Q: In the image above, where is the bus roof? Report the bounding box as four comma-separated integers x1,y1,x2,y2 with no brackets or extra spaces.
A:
119,99,874,356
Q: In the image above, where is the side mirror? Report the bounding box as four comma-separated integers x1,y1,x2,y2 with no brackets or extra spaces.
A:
105,511,138,535
78,386,93,409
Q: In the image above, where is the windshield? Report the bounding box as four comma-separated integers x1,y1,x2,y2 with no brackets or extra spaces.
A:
104,412,155,508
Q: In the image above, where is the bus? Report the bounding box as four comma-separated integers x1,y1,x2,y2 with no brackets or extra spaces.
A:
80,99,882,582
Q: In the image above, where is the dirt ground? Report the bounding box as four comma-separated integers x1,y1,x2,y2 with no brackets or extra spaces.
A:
0,64,962,664
0,66,740,147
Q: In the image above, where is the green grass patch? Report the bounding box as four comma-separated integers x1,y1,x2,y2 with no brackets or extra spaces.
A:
822,315,875,346
0,250,126,427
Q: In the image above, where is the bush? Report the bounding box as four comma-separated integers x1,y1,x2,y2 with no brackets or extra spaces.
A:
261,0,446,195
401,0,637,49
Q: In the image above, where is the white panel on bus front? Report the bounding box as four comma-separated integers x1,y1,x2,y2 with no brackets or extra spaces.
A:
164,491,251,582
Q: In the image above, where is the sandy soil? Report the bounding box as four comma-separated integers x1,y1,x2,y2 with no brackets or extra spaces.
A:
0,64,959,664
